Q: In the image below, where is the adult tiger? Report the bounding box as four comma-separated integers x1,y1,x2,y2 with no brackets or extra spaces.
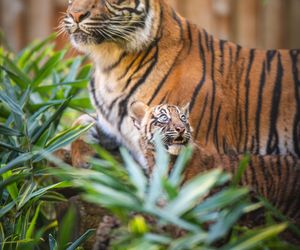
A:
64,0,300,166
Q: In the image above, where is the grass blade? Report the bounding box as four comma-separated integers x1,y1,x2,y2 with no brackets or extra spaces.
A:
49,234,58,250
66,229,96,250
2,170,19,201
32,50,66,87
120,148,147,200
221,224,287,250
0,90,23,116
0,142,25,153
31,97,72,144
232,154,250,187
0,152,34,175
26,202,42,239
0,124,23,136
0,201,15,219
165,170,226,216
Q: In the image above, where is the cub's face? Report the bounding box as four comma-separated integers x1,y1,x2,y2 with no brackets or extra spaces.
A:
130,102,193,155
64,0,149,48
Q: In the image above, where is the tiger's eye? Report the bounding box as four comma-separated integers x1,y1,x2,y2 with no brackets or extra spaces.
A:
181,115,187,122
158,114,170,123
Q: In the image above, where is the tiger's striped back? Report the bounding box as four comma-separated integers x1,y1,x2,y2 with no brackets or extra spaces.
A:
186,146,300,226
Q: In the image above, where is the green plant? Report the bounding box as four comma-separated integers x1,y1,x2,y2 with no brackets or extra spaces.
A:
0,35,94,249
1,34,298,250
53,138,295,250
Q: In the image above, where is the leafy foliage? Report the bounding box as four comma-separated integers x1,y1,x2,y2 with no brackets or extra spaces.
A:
0,35,94,249
53,138,295,250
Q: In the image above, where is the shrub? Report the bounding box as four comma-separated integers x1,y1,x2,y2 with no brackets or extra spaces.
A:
0,35,94,249
53,139,296,250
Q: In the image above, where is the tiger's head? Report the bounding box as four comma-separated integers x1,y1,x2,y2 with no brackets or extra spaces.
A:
130,101,193,156
64,0,159,52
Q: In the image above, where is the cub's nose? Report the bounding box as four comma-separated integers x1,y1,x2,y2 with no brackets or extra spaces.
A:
69,9,91,23
175,126,186,134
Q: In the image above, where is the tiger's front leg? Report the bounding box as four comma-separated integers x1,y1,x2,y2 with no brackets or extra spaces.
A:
71,114,120,168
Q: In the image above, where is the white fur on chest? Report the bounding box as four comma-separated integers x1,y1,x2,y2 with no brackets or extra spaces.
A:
91,69,146,166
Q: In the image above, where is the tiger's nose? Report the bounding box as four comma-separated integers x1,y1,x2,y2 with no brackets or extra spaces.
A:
69,10,91,23
175,126,185,134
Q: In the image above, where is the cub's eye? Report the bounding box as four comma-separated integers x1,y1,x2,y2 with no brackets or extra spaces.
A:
180,115,187,122
158,114,170,123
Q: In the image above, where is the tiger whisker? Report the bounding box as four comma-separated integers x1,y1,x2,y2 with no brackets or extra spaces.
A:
86,19,145,24
103,28,133,41
107,26,134,36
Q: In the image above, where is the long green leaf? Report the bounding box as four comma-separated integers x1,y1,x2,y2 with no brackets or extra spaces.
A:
34,123,94,162
170,233,209,250
32,50,66,87
58,207,76,250
1,56,31,85
169,145,193,186
232,154,250,187
69,98,93,110
0,142,24,153
49,234,58,250
28,182,69,201
0,66,28,89
194,188,249,214
18,33,56,69
17,182,37,210
2,170,18,202
35,79,89,93
26,202,42,239
76,63,92,79
0,91,23,116
120,148,147,200
149,208,202,233
66,229,96,250
207,203,246,244
0,201,15,219
31,97,72,144
0,152,34,175
165,170,226,216
81,182,139,209
146,134,170,209
0,124,23,136
0,172,27,191
64,57,82,82
221,224,287,250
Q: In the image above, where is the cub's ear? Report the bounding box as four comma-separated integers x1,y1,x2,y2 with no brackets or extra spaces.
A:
129,101,149,130
181,102,190,118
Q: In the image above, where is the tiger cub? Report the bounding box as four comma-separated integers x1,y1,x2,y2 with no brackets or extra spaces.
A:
130,101,300,230
129,101,192,172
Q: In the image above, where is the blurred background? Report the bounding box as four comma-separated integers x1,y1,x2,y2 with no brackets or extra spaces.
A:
0,0,299,52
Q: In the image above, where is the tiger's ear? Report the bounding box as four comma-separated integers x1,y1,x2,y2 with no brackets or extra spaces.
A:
181,102,190,118
129,101,149,130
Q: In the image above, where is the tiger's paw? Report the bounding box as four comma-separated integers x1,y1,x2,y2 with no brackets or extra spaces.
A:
71,114,120,168
71,114,99,168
